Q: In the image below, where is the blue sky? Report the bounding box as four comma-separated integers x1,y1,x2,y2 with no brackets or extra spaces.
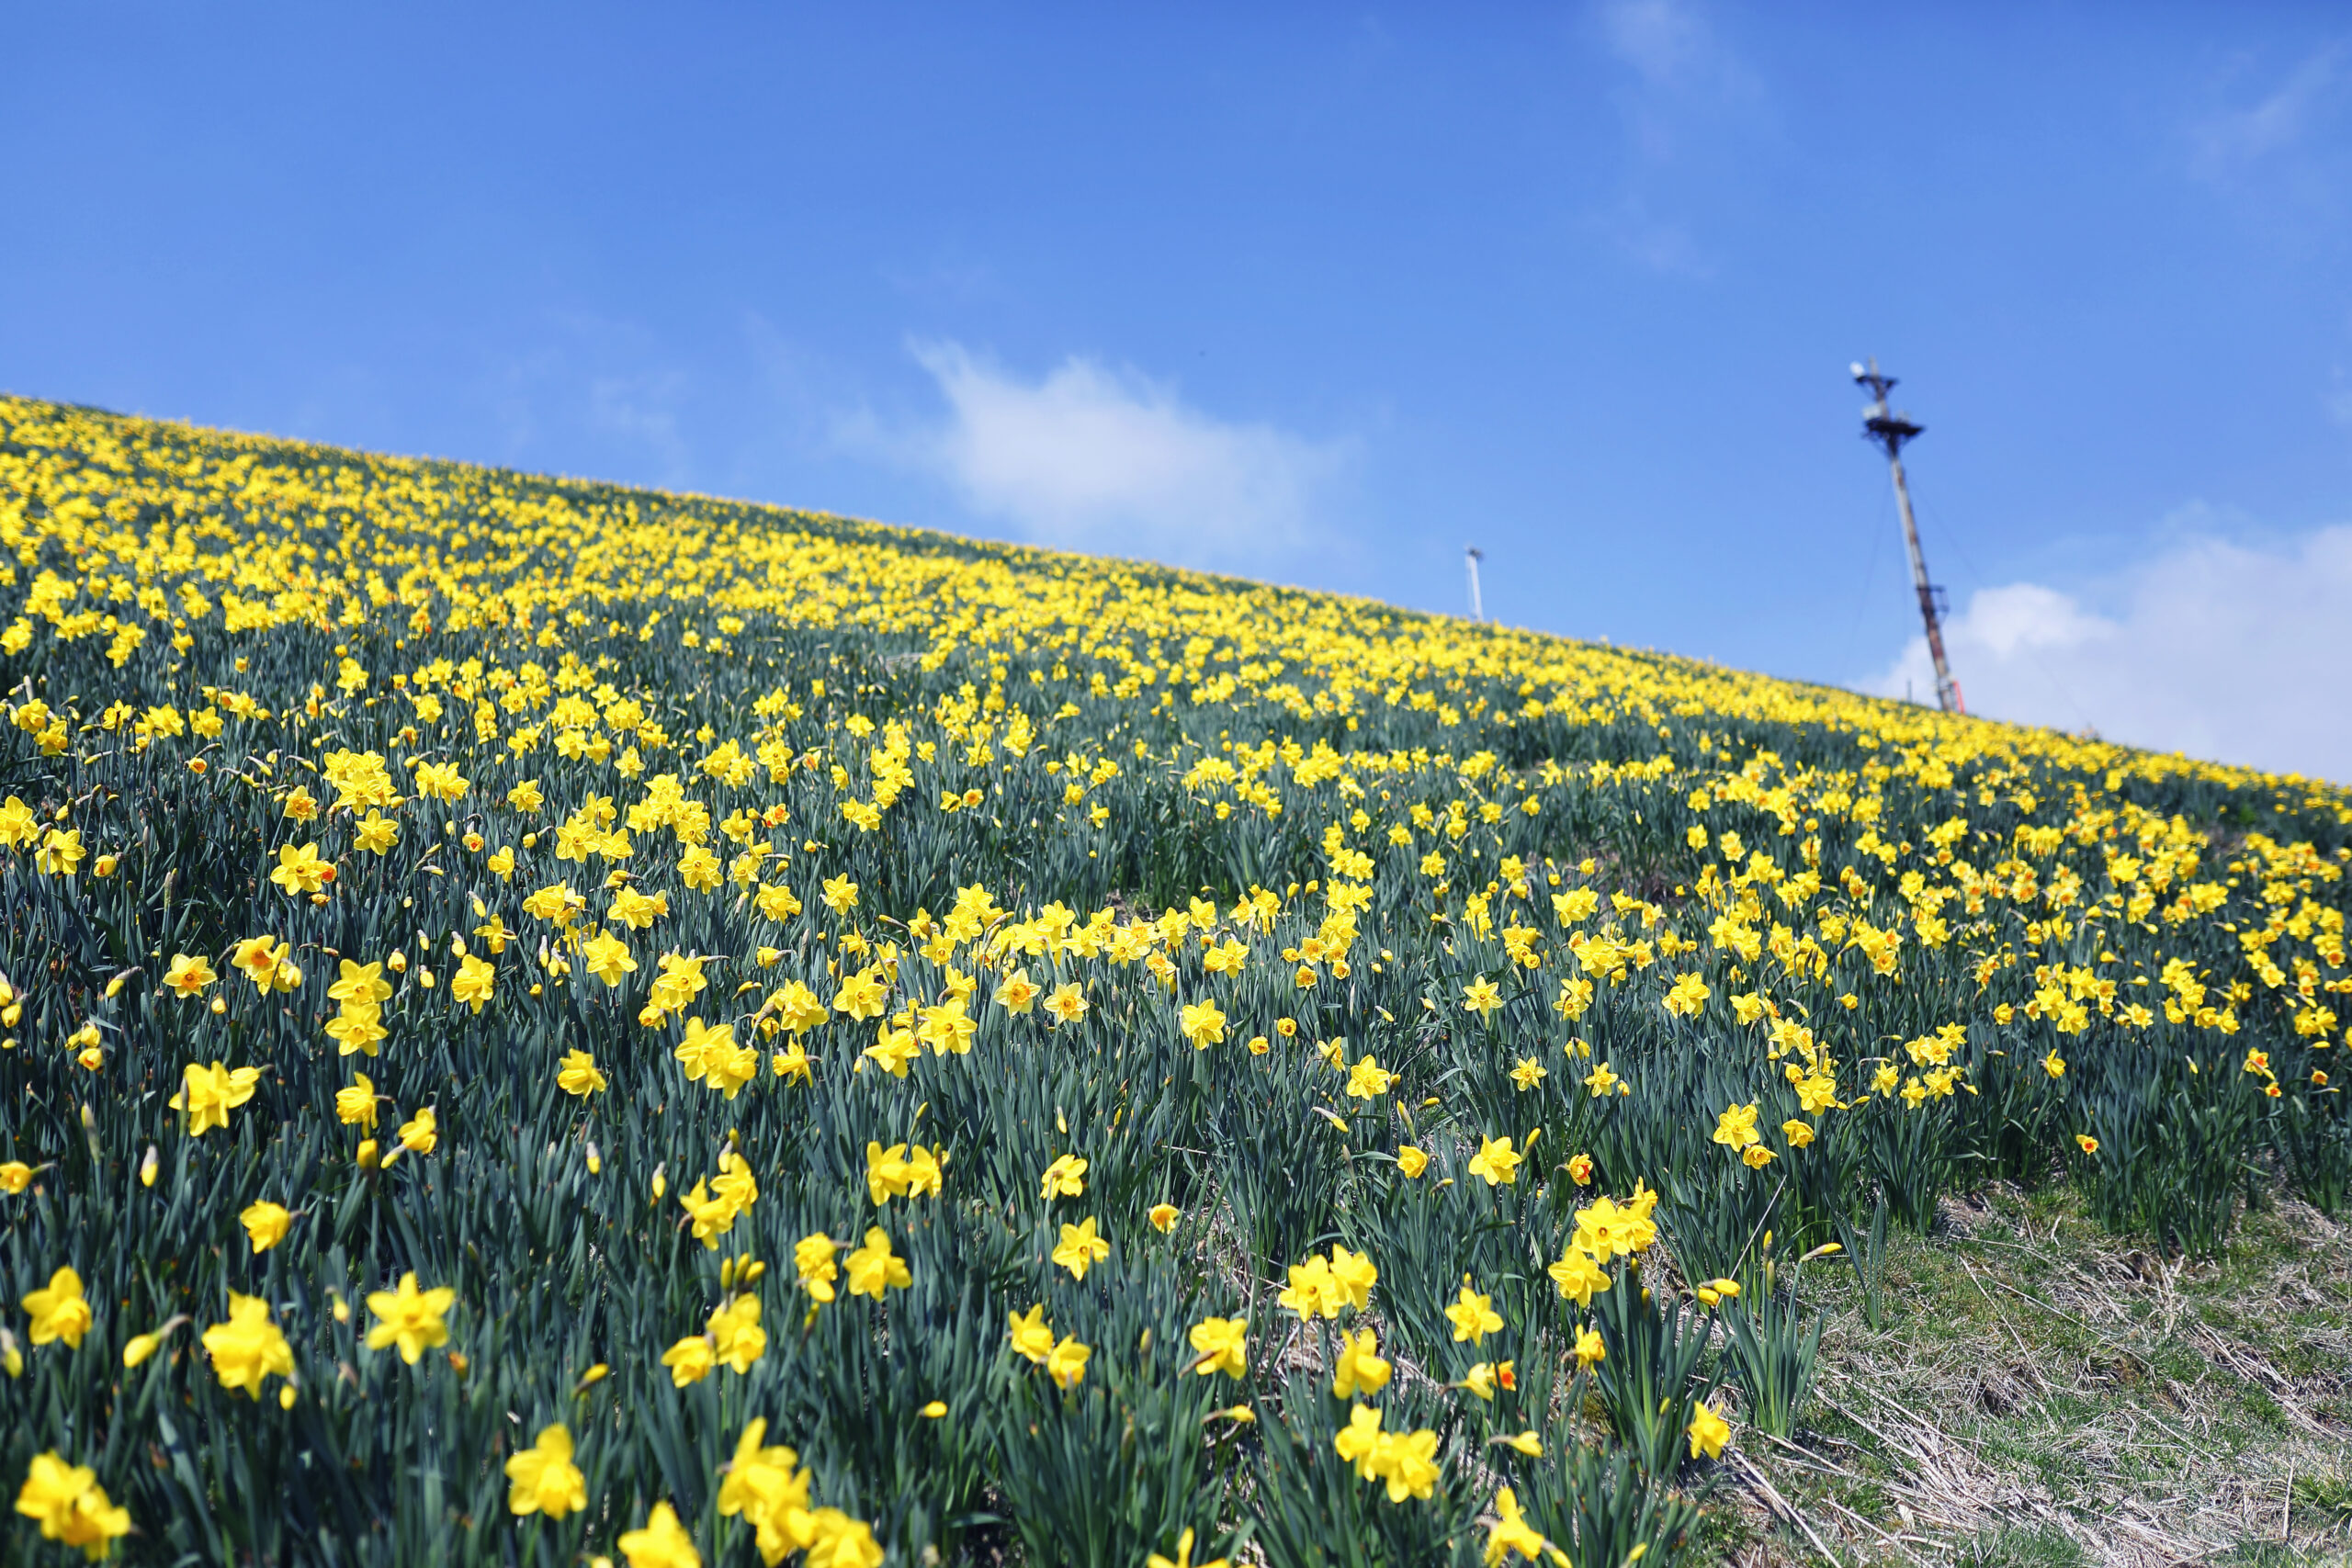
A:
5,4,2350,778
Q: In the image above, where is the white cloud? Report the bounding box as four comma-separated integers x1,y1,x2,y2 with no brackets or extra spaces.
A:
853,342,1354,576
1868,525,2352,783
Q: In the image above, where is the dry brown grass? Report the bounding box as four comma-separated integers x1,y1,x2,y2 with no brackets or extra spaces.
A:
1709,1184,2352,1567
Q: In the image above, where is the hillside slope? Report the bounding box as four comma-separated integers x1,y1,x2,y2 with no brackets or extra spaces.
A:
0,393,2345,1566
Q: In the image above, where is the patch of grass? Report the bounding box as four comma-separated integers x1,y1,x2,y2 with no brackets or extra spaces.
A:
1962,1524,2088,1568
1727,1187,2352,1564
2291,1462,2352,1529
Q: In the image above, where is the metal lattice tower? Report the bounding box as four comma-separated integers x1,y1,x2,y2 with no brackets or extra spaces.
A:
1852,358,1963,714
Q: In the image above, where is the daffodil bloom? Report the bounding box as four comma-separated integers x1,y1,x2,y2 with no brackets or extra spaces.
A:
795,1234,839,1303
1178,998,1227,1048
1008,1304,1056,1364
227,940,288,987
1042,982,1089,1024
1396,1146,1430,1178
239,1201,292,1254
1325,1245,1377,1310
1663,971,1711,1018
996,967,1041,1013
1280,1255,1339,1320
365,1272,456,1363
832,965,888,1021
674,1015,739,1084
36,828,86,877
266,840,332,896
582,929,637,987
1148,1201,1181,1232
1687,1399,1731,1460
1045,1334,1091,1390
716,1416,814,1563
504,1425,587,1519
1331,1327,1391,1398
1187,1315,1248,1378
1038,1153,1088,1201
1571,1191,1658,1261
1574,1325,1607,1369
449,953,495,1013
1548,1247,1609,1307
225,935,300,994
679,1179,741,1248
557,1049,608,1095
1375,1428,1442,1502
617,1500,702,1568
1462,975,1503,1019
1446,1283,1503,1343
335,1073,379,1128
1468,1134,1521,1187
661,1335,715,1387
865,1141,943,1204
202,1292,293,1397
0,1160,33,1194
844,1227,910,1298
24,1267,94,1348
170,1061,262,1135
14,1451,132,1560
325,1002,387,1056
1147,1528,1232,1568
1344,1055,1395,1099
398,1106,437,1154
163,953,216,996
1712,1102,1762,1152
707,1295,765,1372
1484,1487,1549,1565
1333,1402,1385,1479
1052,1217,1110,1280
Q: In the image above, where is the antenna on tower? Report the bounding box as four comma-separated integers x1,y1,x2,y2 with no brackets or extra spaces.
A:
1464,547,1486,622
1851,358,1964,714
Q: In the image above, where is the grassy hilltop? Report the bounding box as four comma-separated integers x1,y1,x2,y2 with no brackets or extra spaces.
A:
0,392,2346,1567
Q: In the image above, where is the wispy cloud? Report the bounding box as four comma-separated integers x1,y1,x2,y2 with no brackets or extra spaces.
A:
587,370,691,489
1868,523,2352,783
1586,0,1759,272
2189,44,2346,179
1598,0,1718,91
475,312,696,488
844,342,1355,577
